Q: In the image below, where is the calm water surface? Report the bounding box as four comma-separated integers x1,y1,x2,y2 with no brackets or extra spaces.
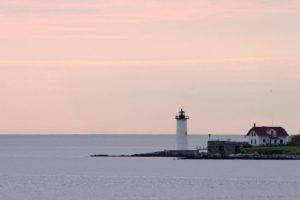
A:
0,134,246,156
0,134,299,200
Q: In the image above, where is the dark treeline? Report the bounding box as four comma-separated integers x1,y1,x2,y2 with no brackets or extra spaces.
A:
289,135,300,146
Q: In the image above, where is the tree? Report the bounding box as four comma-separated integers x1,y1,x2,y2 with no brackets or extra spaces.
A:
288,135,300,146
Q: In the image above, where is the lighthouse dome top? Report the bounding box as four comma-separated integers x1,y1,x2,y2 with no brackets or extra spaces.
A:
175,109,189,120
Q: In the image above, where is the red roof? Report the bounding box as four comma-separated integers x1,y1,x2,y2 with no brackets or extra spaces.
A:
246,126,289,137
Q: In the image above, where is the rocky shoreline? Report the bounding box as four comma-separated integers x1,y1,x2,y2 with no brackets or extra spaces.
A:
90,150,300,160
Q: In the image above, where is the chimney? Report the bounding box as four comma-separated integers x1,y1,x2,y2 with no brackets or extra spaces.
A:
253,123,256,128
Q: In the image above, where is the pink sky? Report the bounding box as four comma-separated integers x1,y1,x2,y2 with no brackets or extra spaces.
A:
1,0,300,134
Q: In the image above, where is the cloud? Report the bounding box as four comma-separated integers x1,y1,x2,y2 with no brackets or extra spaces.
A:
1,0,299,20
0,0,99,14
1,57,300,68
1,0,299,40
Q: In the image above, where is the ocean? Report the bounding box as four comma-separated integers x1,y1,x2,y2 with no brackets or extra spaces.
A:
0,134,299,200
0,134,246,157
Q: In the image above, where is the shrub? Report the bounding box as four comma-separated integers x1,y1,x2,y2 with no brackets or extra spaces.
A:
243,143,252,148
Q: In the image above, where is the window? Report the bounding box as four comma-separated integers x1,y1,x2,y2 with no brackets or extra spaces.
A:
280,139,283,144
274,139,277,144
263,139,266,143
254,140,256,145
235,146,240,154
219,145,225,154
251,139,253,144
271,130,277,137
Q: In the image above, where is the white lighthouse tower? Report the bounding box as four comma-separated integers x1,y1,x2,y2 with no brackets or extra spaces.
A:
175,109,189,150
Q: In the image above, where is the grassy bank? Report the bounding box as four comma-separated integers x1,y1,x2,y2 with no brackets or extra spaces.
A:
242,146,300,155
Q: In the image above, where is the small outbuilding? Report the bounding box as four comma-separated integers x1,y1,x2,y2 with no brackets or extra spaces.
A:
246,124,289,146
207,141,248,155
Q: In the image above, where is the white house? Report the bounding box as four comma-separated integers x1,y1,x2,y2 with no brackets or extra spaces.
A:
246,124,289,146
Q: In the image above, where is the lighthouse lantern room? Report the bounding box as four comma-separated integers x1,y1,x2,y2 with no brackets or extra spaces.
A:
175,109,189,150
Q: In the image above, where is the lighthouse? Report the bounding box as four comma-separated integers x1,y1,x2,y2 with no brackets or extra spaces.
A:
175,109,189,150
